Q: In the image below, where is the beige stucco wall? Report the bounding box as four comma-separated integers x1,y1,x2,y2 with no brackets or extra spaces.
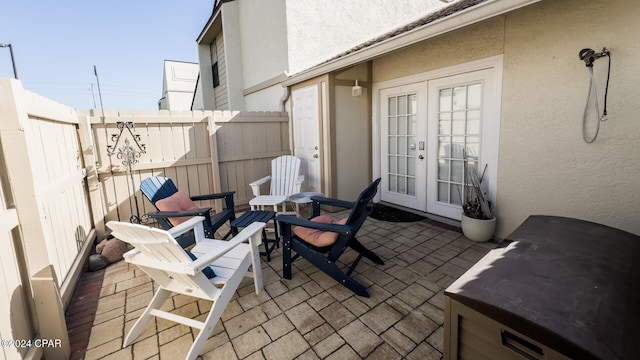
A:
221,2,245,110
372,0,640,237
334,64,372,200
372,17,506,83
238,0,288,90
199,0,451,111
498,0,640,237
286,0,450,75
245,84,286,111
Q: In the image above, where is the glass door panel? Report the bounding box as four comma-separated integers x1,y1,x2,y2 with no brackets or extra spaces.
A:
427,66,500,222
380,83,427,211
436,83,482,206
387,94,417,197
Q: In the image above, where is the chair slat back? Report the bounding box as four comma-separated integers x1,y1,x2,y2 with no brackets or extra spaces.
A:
140,176,185,233
107,221,216,298
328,177,381,261
270,155,301,196
141,176,179,205
108,221,191,263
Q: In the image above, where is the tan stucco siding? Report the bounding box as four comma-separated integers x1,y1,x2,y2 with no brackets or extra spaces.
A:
498,0,640,237
371,0,640,237
333,65,372,200
372,17,506,83
238,0,288,91
286,0,451,75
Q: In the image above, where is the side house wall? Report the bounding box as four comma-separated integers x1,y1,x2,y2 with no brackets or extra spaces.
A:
372,0,640,237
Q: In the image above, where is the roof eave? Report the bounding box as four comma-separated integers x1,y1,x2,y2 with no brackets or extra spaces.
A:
282,0,541,87
196,3,227,44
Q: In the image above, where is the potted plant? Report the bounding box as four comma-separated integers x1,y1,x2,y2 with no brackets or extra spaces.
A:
460,162,496,242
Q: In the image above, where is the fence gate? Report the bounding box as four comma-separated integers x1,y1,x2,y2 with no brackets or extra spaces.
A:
0,125,37,360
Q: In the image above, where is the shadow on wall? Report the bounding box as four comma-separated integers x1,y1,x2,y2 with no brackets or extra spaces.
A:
11,286,33,358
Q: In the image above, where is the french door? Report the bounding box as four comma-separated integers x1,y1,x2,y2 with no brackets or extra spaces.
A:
378,63,500,220
427,68,497,219
380,83,427,211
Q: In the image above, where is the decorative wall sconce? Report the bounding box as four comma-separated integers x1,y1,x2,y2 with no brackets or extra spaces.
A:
107,122,147,223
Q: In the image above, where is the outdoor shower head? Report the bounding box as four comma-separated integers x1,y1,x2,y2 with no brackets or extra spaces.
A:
579,48,596,67
579,48,609,67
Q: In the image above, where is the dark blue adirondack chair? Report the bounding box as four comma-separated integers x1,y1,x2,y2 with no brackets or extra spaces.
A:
140,176,236,248
276,178,384,297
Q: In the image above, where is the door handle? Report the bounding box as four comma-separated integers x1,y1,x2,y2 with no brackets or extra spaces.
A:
313,154,319,158
418,155,424,160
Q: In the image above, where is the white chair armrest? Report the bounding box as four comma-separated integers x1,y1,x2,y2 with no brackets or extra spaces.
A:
249,175,271,197
123,248,140,260
189,222,266,273
133,222,265,278
167,216,206,242
294,175,304,193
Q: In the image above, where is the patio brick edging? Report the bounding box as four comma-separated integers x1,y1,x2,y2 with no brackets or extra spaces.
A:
65,267,106,360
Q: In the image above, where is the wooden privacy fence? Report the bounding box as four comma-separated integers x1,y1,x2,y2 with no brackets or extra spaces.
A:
0,79,91,359
84,109,290,235
0,78,290,359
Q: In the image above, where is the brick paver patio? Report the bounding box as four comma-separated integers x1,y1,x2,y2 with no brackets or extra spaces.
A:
66,210,499,359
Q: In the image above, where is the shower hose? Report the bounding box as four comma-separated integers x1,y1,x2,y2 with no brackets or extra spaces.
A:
582,54,611,144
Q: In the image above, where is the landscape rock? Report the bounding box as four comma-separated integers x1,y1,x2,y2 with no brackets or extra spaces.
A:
88,254,109,271
96,236,130,263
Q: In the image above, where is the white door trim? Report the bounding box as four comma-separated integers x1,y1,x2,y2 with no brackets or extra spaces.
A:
373,55,503,217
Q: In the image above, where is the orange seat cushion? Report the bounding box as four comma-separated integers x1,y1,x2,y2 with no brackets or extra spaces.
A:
155,191,200,226
293,216,348,247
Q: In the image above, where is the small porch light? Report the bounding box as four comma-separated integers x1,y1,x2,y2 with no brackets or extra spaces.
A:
352,79,362,97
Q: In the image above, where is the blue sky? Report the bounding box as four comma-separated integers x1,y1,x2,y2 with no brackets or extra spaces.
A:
0,1,213,110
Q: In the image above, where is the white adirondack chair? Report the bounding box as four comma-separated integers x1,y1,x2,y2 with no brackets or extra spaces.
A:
106,216,265,360
249,155,304,213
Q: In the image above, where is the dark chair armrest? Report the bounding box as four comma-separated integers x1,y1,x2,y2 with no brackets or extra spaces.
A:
190,191,235,210
190,191,235,201
311,196,355,209
276,215,353,234
309,196,355,218
147,207,213,219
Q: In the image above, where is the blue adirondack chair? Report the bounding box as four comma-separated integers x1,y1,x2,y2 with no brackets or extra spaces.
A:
276,178,384,297
140,176,236,248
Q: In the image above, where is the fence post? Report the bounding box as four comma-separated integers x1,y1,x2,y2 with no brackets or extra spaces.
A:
208,114,223,213
31,265,71,360
77,111,106,239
